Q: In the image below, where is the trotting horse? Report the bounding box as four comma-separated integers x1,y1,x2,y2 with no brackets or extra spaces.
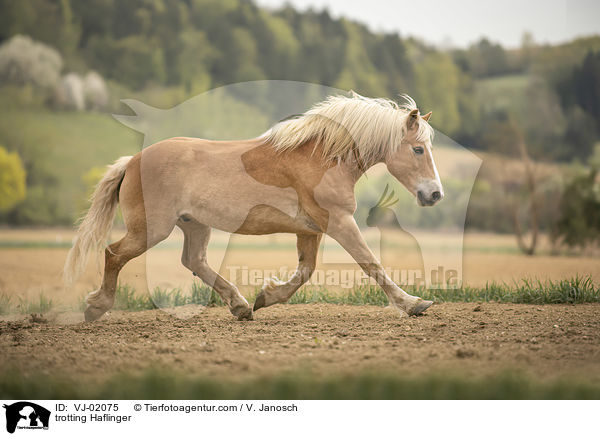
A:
64,92,444,321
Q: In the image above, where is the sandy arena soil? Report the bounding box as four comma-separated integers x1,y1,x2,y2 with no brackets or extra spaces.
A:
1,303,600,383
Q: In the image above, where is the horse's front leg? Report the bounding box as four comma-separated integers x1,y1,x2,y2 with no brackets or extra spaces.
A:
327,214,433,316
254,233,322,310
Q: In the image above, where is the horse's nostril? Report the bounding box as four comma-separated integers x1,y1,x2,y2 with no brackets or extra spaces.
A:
431,191,441,201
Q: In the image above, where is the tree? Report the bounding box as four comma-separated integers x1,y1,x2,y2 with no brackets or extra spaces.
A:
510,129,540,255
0,146,27,212
251,11,300,79
414,52,461,134
178,29,213,94
0,0,65,48
570,51,600,131
555,50,600,160
367,33,412,95
87,35,166,89
562,106,597,161
0,34,63,90
333,20,387,97
557,169,600,249
466,38,510,77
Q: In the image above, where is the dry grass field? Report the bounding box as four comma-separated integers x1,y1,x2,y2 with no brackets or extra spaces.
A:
0,228,598,308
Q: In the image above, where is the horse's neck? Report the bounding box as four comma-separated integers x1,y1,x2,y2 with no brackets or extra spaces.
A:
339,153,383,185
248,138,371,190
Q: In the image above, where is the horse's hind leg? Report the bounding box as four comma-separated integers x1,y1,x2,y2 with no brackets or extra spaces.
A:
85,214,176,321
84,231,149,321
254,233,322,311
180,222,253,320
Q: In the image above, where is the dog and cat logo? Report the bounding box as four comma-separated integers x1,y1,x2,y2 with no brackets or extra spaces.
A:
3,402,50,433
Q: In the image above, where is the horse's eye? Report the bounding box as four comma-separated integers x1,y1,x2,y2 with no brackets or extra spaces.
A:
413,146,424,155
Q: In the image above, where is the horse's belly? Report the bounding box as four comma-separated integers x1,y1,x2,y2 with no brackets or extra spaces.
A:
233,205,322,235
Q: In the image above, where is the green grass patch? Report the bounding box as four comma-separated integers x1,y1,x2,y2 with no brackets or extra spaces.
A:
0,294,12,315
1,276,598,316
110,282,224,311
0,368,598,400
113,284,155,311
417,276,600,304
15,293,53,314
291,276,599,306
188,281,225,306
288,285,390,306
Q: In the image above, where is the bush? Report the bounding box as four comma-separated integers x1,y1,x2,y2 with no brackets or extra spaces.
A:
83,71,109,110
0,145,26,212
55,72,85,110
557,169,600,248
0,35,62,90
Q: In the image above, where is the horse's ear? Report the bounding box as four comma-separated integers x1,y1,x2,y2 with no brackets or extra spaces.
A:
407,109,420,131
422,111,432,122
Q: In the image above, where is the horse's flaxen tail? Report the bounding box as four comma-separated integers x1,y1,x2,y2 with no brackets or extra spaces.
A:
63,156,133,287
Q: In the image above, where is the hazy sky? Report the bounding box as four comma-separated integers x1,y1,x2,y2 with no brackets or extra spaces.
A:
255,0,600,48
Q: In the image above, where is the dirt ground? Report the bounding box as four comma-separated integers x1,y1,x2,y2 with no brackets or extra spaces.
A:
1,303,600,384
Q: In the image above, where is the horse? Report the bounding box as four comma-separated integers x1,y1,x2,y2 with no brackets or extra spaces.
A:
64,92,444,322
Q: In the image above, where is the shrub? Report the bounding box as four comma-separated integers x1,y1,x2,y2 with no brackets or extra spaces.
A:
0,35,63,90
557,169,600,248
0,145,26,212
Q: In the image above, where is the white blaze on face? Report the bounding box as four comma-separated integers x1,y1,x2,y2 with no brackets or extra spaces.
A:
416,143,444,206
428,143,443,193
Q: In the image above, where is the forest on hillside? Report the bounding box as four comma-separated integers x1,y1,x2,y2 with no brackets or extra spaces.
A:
2,0,600,160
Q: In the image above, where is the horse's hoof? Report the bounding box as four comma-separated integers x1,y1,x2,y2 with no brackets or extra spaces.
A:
84,305,106,322
409,299,433,316
235,307,254,321
253,292,266,311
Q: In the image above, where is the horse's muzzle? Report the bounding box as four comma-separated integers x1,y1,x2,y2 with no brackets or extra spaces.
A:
417,189,443,206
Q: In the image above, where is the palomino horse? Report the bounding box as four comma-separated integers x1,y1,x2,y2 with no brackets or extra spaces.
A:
64,92,443,321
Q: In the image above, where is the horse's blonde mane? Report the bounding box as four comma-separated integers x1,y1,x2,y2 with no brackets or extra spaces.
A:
263,92,433,165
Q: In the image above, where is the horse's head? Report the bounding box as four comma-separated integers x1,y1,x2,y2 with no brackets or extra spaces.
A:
384,109,443,206
366,184,400,228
